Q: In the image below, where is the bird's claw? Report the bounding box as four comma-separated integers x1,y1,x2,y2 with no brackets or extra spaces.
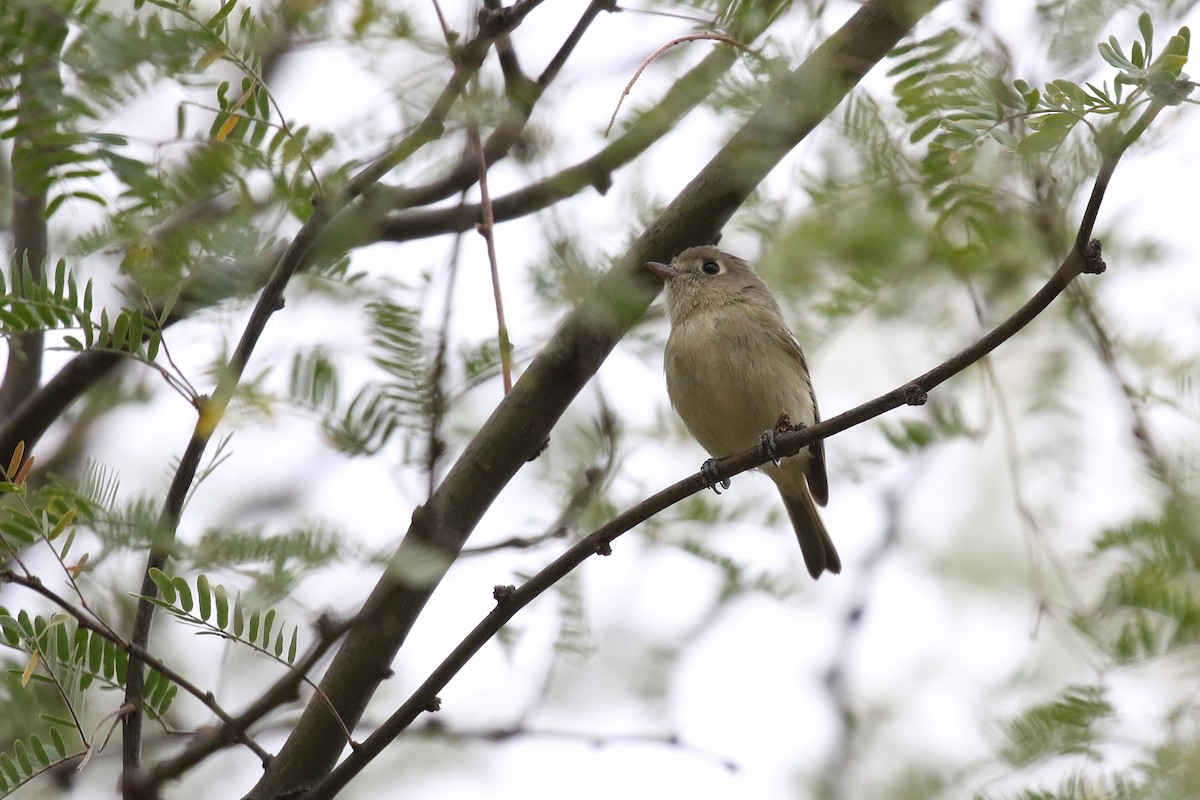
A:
759,429,782,468
701,458,730,494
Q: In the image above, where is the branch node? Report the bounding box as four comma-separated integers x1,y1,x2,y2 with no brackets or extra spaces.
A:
527,436,550,462
425,696,442,713
1082,238,1106,274
903,384,928,406
492,584,516,603
594,539,612,557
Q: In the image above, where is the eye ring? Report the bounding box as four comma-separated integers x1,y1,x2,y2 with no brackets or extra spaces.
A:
701,260,721,275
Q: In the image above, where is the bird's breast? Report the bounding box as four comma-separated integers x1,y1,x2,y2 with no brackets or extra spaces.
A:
663,309,816,458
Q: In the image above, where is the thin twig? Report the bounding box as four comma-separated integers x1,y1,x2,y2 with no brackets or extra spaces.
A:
468,119,513,394
432,0,513,393
381,0,614,210
606,33,748,135
425,208,468,499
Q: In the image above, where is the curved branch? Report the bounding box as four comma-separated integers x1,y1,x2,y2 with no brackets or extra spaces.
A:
305,98,1161,797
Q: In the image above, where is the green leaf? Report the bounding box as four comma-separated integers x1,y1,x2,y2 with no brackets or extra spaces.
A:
215,583,229,630
197,573,211,622
172,576,193,613
262,608,275,646
207,0,238,30
14,739,30,775
29,735,48,766
89,629,103,674
50,728,65,758
1,753,18,784
233,594,245,637
1139,12,1155,61
149,568,176,604
48,508,76,541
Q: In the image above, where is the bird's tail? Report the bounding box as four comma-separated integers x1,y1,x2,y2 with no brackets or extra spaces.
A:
780,486,840,579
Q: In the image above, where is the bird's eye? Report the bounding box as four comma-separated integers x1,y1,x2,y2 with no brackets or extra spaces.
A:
701,260,721,275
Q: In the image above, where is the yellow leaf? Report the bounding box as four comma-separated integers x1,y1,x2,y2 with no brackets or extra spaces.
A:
196,46,226,70
21,651,40,687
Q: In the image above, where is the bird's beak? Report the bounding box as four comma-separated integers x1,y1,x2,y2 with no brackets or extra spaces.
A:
644,261,679,280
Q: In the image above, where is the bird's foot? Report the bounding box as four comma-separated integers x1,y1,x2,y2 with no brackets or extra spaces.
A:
759,429,782,467
761,412,803,467
700,458,731,494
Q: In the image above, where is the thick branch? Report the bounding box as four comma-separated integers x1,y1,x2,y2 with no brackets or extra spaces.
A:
251,1,937,797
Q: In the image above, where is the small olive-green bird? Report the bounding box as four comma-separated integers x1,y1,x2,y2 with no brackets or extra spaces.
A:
645,245,839,579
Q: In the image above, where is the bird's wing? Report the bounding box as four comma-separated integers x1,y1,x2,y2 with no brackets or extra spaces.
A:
769,323,829,507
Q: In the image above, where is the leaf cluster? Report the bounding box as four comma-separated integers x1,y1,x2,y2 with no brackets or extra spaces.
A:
0,259,169,367
146,569,301,665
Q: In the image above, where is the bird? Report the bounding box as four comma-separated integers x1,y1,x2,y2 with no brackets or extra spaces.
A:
644,245,839,578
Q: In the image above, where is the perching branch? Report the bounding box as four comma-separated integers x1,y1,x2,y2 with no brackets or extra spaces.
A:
305,98,1160,798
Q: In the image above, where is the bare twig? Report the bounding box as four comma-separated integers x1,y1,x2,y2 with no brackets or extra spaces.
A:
382,0,615,210
606,32,748,135
431,0,515,394
818,482,909,800
468,119,513,393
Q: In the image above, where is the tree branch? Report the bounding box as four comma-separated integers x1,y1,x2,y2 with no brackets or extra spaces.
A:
373,31,744,242
381,0,615,210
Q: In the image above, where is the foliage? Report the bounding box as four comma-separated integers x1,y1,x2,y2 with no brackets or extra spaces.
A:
0,0,1197,798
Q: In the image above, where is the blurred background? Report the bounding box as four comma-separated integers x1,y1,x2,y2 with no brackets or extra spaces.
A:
2,0,1200,797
